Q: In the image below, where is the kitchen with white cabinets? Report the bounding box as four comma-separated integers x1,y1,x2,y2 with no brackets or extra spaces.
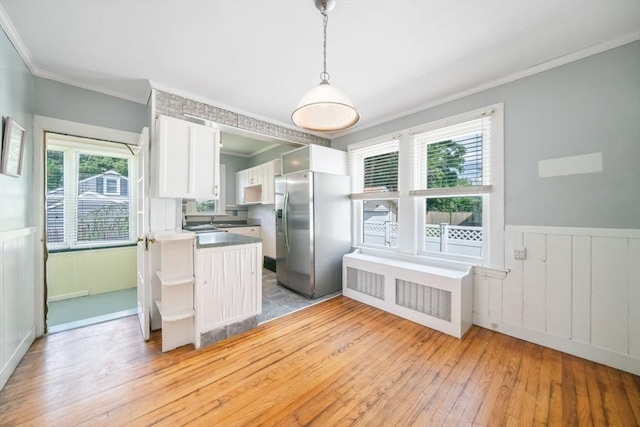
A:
149,112,267,351
147,92,334,351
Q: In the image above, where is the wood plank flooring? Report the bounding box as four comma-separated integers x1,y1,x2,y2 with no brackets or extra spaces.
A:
1,296,639,426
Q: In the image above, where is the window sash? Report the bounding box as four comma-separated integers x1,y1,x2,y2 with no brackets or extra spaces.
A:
348,139,399,196
411,114,492,193
46,144,135,249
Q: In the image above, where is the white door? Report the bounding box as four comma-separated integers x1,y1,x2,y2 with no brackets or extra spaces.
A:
136,127,150,340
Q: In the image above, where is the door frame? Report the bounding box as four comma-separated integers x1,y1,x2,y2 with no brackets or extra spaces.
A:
33,115,140,337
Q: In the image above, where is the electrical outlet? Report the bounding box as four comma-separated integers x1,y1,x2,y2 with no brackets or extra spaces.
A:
513,247,527,260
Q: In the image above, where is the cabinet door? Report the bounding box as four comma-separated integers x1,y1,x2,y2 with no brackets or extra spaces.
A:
157,115,190,198
190,123,221,200
156,115,220,199
196,245,260,332
247,166,260,186
261,161,275,204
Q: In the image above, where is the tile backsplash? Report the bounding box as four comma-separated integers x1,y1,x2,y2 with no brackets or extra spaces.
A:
155,90,330,147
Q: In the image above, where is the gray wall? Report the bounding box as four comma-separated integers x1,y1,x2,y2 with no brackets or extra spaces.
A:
220,153,250,206
0,26,35,391
34,77,148,134
247,143,299,168
332,41,640,229
1,29,34,230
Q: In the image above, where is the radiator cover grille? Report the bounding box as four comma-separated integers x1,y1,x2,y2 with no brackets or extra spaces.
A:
396,279,452,322
347,267,384,299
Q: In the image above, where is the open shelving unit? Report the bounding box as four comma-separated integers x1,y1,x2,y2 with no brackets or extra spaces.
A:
151,231,196,352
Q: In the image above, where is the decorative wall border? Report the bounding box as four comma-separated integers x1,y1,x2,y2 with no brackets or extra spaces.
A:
154,90,330,147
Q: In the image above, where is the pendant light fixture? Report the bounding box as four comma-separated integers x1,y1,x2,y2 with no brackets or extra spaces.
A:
292,0,360,132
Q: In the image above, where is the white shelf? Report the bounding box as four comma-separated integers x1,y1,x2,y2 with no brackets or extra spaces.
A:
156,300,195,322
151,228,196,352
155,271,195,286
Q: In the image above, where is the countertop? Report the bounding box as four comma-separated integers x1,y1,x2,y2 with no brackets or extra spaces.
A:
196,231,261,249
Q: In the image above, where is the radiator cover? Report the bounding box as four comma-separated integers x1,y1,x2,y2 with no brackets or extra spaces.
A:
343,253,473,338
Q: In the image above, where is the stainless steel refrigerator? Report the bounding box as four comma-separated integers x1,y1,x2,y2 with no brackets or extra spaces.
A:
275,170,351,298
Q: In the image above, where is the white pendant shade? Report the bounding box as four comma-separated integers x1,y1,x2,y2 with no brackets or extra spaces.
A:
292,82,360,132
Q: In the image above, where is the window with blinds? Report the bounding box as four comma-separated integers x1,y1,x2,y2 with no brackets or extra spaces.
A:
46,141,134,249
348,139,399,197
410,111,494,258
348,139,400,249
410,114,492,197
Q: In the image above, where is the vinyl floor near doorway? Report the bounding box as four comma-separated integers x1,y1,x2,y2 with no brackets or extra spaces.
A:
1,297,639,426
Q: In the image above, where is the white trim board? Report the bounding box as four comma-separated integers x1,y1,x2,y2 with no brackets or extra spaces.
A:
505,225,640,239
0,226,36,243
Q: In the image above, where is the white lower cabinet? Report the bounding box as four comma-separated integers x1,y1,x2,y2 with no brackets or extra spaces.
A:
194,242,262,348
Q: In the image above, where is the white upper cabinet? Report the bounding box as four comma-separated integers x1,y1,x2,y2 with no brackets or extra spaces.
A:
154,115,220,199
281,144,347,175
235,159,280,205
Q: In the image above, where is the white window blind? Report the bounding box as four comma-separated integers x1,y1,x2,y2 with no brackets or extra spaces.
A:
410,113,492,197
348,139,400,198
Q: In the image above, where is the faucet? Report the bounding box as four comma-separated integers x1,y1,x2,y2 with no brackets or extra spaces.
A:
210,216,215,225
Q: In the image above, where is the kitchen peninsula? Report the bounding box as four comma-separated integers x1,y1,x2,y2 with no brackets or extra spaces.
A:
152,229,262,352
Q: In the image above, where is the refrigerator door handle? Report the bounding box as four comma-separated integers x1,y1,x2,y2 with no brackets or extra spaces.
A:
283,190,290,252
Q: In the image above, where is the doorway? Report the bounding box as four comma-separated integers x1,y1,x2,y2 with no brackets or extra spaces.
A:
45,132,138,333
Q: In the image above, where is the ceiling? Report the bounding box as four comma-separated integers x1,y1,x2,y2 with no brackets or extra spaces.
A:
1,0,639,143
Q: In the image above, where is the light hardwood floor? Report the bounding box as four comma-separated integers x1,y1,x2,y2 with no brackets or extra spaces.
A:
1,296,639,426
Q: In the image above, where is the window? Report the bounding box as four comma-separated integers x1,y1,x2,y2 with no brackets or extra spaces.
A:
46,137,135,249
411,113,493,258
347,104,503,265
348,139,399,248
104,177,120,195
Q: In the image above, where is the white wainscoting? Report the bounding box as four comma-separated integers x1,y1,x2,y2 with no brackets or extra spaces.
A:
474,225,640,375
0,227,37,390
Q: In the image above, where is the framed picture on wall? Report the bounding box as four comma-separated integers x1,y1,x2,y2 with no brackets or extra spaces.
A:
1,117,26,177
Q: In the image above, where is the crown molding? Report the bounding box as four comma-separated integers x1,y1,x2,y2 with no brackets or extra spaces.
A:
332,31,640,140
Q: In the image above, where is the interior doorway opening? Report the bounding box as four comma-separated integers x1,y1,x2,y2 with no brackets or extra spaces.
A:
45,132,138,333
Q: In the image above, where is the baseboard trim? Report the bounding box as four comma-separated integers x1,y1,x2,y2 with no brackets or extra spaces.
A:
47,290,89,302
474,314,640,375
0,325,36,391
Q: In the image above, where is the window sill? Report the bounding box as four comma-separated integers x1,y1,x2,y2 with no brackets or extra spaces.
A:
48,242,136,254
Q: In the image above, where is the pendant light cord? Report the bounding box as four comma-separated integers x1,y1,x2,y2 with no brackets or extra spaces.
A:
320,2,330,84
